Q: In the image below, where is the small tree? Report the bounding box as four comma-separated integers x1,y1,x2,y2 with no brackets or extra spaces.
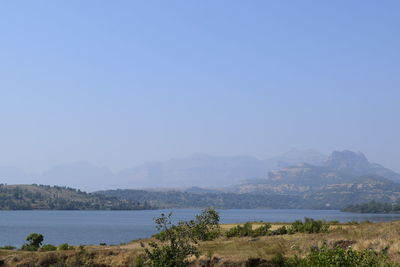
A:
185,208,220,241
21,233,44,251
145,212,199,267
144,208,220,266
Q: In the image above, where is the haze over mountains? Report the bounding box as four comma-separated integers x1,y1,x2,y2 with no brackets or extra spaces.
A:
1,149,326,191
2,149,400,209
99,150,400,209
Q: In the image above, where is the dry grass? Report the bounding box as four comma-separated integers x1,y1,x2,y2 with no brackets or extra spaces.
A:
200,221,400,263
2,221,400,266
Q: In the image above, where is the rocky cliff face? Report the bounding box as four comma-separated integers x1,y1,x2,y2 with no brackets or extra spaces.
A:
232,150,400,198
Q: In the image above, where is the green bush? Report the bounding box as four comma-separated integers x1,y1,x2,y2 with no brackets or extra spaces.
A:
145,209,221,267
133,254,146,267
153,208,221,242
58,243,73,250
0,245,16,250
21,244,38,251
40,244,57,251
21,233,44,251
270,248,393,267
189,208,221,241
225,222,253,238
225,222,271,238
289,218,329,234
271,226,288,235
251,223,271,237
304,247,393,266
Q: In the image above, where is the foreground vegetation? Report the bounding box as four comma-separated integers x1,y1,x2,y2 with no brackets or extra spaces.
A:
1,210,400,266
0,184,151,210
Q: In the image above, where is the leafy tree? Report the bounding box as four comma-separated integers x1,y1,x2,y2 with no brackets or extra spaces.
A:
21,233,44,251
184,208,220,241
145,212,199,267
145,208,220,266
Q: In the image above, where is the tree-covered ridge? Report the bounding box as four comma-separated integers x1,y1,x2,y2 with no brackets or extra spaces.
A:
0,184,152,210
342,200,400,214
96,183,400,210
95,189,303,209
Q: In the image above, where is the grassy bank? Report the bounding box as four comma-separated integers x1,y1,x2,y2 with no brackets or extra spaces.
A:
1,220,400,266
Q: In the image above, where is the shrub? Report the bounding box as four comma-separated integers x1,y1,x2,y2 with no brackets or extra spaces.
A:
40,244,57,251
133,254,146,267
271,226,288,235
0,245,16,250
189,208,221,241
304,247,393,266
21,233,44,251
225,222,271,238
145,212,200,267
251,223,271,237
21,244,38,251
225,222,253,238
289,218,329,234
270,248,393,267
58,243,73,250
153,208,221,242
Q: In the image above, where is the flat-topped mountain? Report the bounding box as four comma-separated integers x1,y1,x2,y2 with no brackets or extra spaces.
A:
236,150,400,192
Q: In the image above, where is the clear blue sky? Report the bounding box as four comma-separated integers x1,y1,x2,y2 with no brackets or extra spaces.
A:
0,1,399,172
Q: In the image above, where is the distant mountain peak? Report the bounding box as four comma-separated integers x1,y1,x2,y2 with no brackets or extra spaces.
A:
325,150,370,172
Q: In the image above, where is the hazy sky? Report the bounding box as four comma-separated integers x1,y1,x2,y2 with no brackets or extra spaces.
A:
0,1,399,173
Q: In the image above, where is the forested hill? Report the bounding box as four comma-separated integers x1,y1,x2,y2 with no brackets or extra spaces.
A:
0,184,152,210
96,189,304,209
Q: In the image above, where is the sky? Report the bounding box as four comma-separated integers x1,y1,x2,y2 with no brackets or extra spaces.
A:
0,1,399,173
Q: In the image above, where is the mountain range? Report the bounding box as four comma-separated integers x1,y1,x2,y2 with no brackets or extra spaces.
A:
0,149,327,191
2,149,400,209
98,150,400,209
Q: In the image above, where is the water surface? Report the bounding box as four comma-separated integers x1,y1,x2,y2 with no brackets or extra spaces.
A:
1,209,399,246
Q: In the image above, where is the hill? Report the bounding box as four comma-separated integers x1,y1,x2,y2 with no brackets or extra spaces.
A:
0,184,151,210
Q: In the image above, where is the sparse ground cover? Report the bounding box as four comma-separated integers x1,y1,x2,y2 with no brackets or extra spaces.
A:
1,220,400,266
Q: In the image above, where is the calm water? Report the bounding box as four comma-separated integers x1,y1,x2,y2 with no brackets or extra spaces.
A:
1,209,400,246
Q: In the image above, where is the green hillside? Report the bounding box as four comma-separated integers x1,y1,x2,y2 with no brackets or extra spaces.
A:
0,184,152,210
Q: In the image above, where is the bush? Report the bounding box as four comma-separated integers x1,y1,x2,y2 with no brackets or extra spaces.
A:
271,226,288,235
145,209,221,267
189,208,221,241
40,244,57,251
225,222,271,238
153,208,221,242
21,233,44,251
133,254,146,267
251,223,271,237
58,243,73,250
21,244,38,251
0,245,16,250
289,218,329,234
270,247,393,267
225,222,253,238
304,247,393,266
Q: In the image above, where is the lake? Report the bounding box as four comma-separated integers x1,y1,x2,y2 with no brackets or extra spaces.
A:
1,209,400,246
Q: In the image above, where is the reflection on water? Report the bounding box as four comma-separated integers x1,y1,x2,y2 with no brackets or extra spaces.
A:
1,209,399,246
